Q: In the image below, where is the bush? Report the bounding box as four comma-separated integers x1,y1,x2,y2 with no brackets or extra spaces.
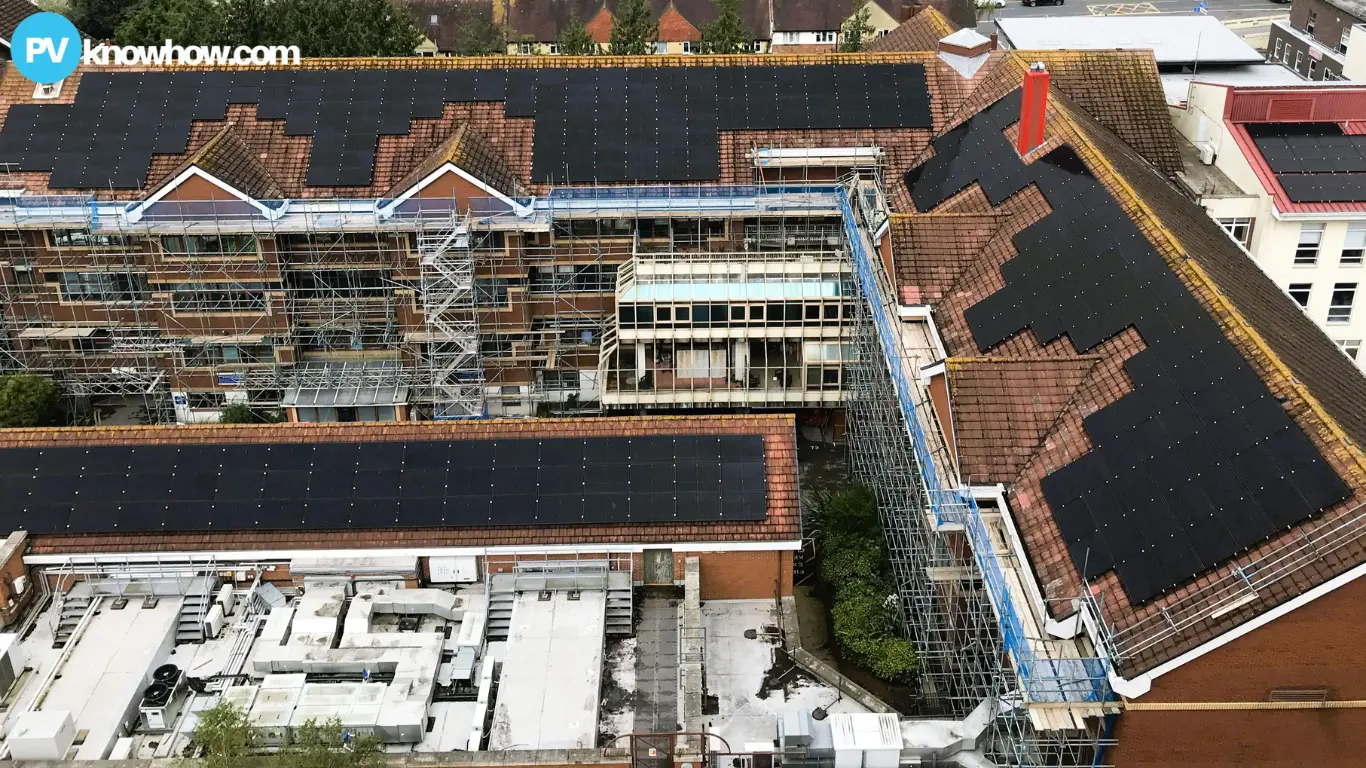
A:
218,403,284,424
815,484,918,683
0,375,59,428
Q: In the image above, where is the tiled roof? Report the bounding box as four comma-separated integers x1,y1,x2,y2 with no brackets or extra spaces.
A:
406,0,494,52
383,122,524,199
502,0,769,41
864,7,957,54
947,356,1101,484
658,4,702,42
897,59,1366,674
16,415,801,555
0,0,40,44
150,122,286,201
772,0,896,31
888,212,1005,304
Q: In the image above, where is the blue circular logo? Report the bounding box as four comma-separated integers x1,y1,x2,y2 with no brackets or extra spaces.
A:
11,13,81,85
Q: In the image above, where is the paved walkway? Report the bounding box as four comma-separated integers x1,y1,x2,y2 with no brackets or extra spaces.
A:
632,591,680,733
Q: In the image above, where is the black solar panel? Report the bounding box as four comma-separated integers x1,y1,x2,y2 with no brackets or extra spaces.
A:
906,91,1352,605
0,65,933,190
0,434,768,535
1248,123,1366,203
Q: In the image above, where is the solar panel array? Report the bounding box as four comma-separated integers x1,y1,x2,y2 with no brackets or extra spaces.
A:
0,65,932,190
0,434,768,535
906,91,1351,604
1248,123,1366,203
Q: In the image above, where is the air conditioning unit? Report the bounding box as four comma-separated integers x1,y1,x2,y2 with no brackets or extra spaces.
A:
139,664,186,731
202,604,225,639
216,584,236,616
1198,142,1216,166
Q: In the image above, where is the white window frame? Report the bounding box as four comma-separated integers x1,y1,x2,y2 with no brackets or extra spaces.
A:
652,41,668,54
1296,223,1324,265
1288,282,1313,309
1295,50,1305,72
517,41,534,55
815,30,837,43
1274,38,1284,61
682,41,695,53
1329,282,1357,324
1309,59,1318,79
1342,26,1352,53
1337,339,1362,360
1307,9,1317,35
546,42,558,54
1217,217,1253,247
1343,223,1366,265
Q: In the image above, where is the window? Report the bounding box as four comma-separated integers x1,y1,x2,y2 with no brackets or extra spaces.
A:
1274,39,1284,61
546,43,558,54
1306,9,1316,35
56,271,149,303
517,42,534,55
186,392,226,409
1297,223,1324,265
776,31,798,44
1330,283,1357,324
170,281,269,312
1217,217,1253,247
160,234,257,257
682,41,695,53
653,41,668,54
1295,50,1304,72
474,277,525,305
1326,69,1340,81
877,28,889,36
538,370,579,391
1338,339,1362,360
1343,26,1352,53
1343,224,1366,265
187,343,274,366
1309,59,1318,79
1289,282,1312,309
50,229,133,248
501,385,523,408
528,264,617,292
814,31,836,43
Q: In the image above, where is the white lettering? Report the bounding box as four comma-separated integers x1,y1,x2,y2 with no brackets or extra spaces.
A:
78,40,303,67
26,37,68,63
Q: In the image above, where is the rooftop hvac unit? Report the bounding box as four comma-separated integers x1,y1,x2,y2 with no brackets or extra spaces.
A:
203,604,225,639
217,585,237,616
140,665,186,731
1198,142,1216,166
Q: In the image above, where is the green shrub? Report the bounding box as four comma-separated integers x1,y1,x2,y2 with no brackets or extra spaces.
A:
0,375,59,428
821,531,884,585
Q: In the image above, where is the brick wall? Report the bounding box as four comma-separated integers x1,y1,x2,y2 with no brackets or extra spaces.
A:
1289,0,1360,49
1111,573,1366,766
0,532,29,628
679,551,793,600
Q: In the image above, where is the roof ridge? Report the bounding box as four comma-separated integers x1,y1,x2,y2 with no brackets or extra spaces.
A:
1000,355,1104,488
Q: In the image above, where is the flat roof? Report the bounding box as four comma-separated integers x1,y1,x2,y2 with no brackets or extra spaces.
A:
995,16,1263,64
1161,64,1313,106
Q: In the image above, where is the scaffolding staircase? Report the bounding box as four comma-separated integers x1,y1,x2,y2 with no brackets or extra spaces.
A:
418,213,484,419
176,576,219,644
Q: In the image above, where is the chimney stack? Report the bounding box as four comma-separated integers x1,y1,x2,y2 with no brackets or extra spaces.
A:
1017,61,1049,156
989,32,997,50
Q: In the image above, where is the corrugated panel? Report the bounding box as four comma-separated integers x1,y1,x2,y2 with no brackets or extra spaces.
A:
1232,89,1366,122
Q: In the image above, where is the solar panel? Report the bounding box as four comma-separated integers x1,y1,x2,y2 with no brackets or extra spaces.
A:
0,65,933,190
0,434,767,536
908,91,1353,605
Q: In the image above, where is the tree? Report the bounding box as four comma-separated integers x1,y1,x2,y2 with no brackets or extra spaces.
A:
447,1,508,56
700,0,750,54
283,718,384,768
558,11,598,55
69,0,137,40
609,0,657,56
0,375,58,428
218,403,284,424
837,0,873,52
189,701,253,768
265,0,425,57
114,0,227,46
222,0,270,47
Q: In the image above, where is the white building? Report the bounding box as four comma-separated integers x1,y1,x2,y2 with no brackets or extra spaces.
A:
1170,81,1366,366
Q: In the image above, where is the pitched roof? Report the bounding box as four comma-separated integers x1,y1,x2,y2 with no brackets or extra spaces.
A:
502,0,769,41
0,0,39,44
13,415,800,555
864,7,957,54
406,0,494,52
772,0,896,31
888,212,1005,304
149,122,285,201
658,3,701,42
384,122,524,199
947,356,1101,484
895,51,1366,676
865,18,1183,176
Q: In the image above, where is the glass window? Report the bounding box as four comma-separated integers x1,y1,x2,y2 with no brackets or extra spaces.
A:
1337,339,1361,360
171,281,269,312
58,271,149,303
538,370,579,391
1295,50,1304,72
1288,282,1312,309
161,234,257,257
528,264,617,292
1274,38,1284,60
1217,217,1253,247
1296,224,1324,265
186,392,225,409
51,229,134,248
652,41,668,54
1307,10,1316,35
1329,282,1356,324
1343,223,1366,264
1309,59,1318,79
1342,26,1351,53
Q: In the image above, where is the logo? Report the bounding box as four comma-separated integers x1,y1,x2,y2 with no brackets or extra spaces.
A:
12,12,81,84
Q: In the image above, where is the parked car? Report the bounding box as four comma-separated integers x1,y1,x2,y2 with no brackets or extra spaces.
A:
978,0,1007,7
1023,0,1064,5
